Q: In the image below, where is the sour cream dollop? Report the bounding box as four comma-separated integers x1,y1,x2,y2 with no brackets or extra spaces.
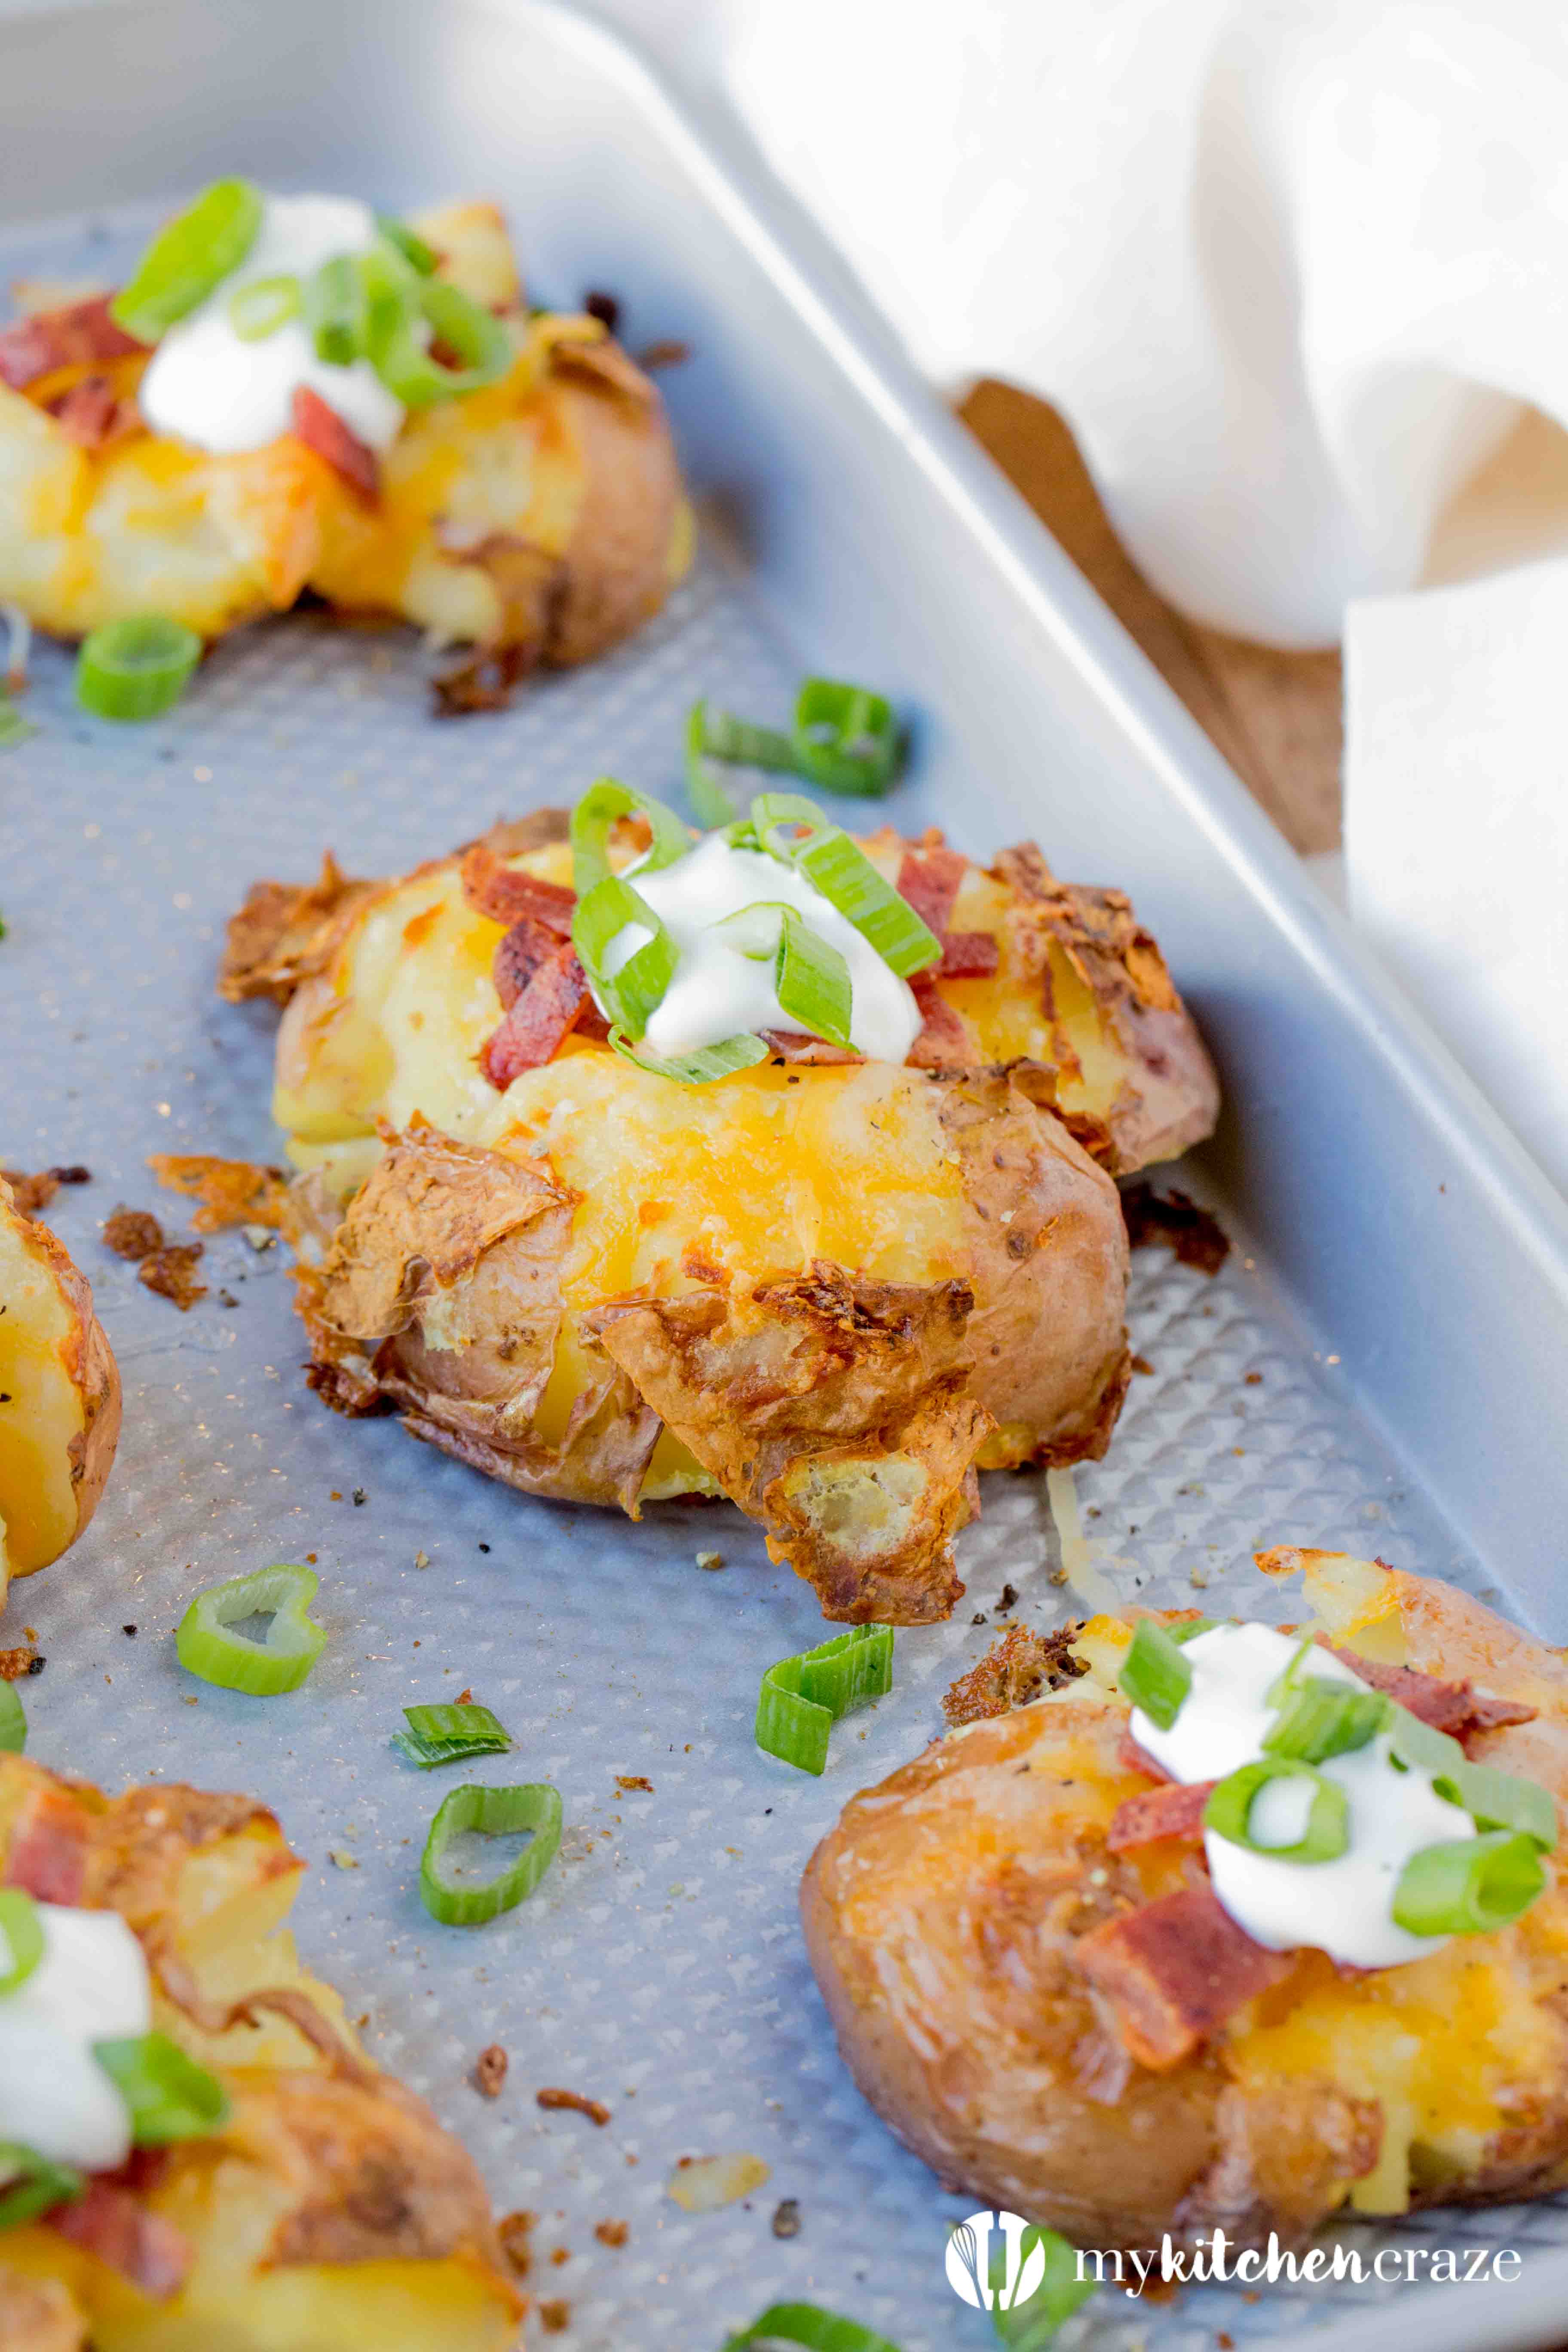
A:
602,834,922,1065
138,192,404,457
1131,1620,1477,1971
0,1903,151,2169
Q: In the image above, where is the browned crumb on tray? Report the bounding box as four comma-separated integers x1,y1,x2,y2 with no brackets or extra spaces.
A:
1121,1182,1231,1275
0,1648,40,1680
219,850,377,1006
1,1164,89,1214
943,1622,1088,1727
473,2043,508,2098
537,2087,611,2126
102,1205,163,1259
496,2209,535,2278
148,1153,289,1232
137,1243,206,1311
593,2219,629,2248
538,2303,571,2336
613,1774,654,1794
432,640,537,717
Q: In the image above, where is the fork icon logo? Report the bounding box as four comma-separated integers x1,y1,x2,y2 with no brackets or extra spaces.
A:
945,2209,1047,2311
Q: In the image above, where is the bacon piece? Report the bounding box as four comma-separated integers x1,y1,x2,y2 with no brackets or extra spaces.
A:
493,915,560,1011
896,844,966,940
46,374,135,450
1106,1779,1215,1851
1319,1643,1537,1742
938,929,999,979
1116,1729,1171,1780
2,1783,91,1904
461,839,576,934
48,2180,192,2299
0,295,144,391
759,1030,864,1066
290,386,379,502
481,943,594,1087
1075,1885,1289,2070
905,977,971,1070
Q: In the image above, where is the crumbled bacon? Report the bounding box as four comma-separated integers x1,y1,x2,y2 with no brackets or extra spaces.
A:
1121,1184,1231,1276
2,1783,91,1903
1075,1884,1289,2069
1116,1728,1171,1781
906,977,971,1070
481,944,595,1087
937,930,1000,978
493,916,557,1011
895,843,966,939
46,374,135,450
760,1030,864,1066
1318,1643,1537,1745
461,839,576,934
0,294,144,391
1106,1779,1215,1851
48,2180,192,2299
290,386,379,502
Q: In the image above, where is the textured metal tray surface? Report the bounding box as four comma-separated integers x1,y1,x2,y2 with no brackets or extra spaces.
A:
3,10,1568,2352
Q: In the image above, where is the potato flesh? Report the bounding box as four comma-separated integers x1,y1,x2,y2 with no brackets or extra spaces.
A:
0,1204,89,1580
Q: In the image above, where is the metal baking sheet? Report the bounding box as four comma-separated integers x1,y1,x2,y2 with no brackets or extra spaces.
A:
5,6,1568,2349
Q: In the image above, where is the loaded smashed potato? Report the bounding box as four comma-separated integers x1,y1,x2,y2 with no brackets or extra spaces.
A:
0,1755,522,2350
208,788,1219,1624
0,1179,120,1617
802,1550,1568,2253
0,187,687,697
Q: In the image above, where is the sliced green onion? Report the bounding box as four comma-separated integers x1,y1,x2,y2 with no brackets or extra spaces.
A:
713,901,796,960
573,873,678,1041
751,794,940,978
686,701,739,828
570,779,691,895
0,1679,24,1754
0,2144,83,2232
76,616,201,722
692,699,798,775
373,278,512,406
712,902,854,1047
1264,1678,1389,1764
1385,1702,1467,1777
992,2225,1096,2346
375,214,440,275
1393,1829,1546,1937
305,252,370,367
792,678,904,798
723,2307,903,2352
0,1891,43,1999
1204,1757,1350,1864
1118,1619,1193,1732
227,273,300,341
1264,1635,1316,1708
175,1564,327,1695
1168,1616,1219,1645
419,1781,562,1927
1432,1759,1557,1850
393,1702,514,1770
0,701,37,755
609,1026,769,1087
92,2031,229,2145
755,1626,893,1776
111,178,263,343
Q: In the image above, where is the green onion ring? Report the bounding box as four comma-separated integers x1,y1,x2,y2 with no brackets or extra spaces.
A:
75,616,201,723
570,778,691,895
375,214,440,275
1393,1828,1546,1937
0,1680,24,1754
111,178,263,343
1263,1677,1389,1764
1203,1757,1350,1864
691,698,798,775
1432,1758,1558,1850
0,1891,44,1999
371,278,512,406
175,1563,327,1695
750,793,940,978
723,2308,904,2352
710,901,854,1047
304,252,371,368
609,1027,769,1087
1385,1700,1467,1777
755,1626,893,1776
686,701,739,827
0,2144,83,2232
227,273,301,341
792,677,904,798
1168,1616,1219,1644
573,872,679,1041
1118,1618,1193,1731
1262,1635,1316,1709
92,2031,229,2145
419,1782,563,1927
393,1702,514,1770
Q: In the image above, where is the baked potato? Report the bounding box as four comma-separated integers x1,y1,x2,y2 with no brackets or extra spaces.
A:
0,1178,120,1615
198,809,1217,1625
801,1550,1568,2255
0,199,689,681
0,1753,523,2349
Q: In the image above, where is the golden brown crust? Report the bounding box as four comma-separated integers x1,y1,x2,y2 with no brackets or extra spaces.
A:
540,343,681,669
942,1623,1088,1725
147,1155,290,1234
584,1262,990,1623
218,851,380,1008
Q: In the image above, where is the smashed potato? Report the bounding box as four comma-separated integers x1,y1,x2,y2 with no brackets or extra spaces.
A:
0,200,688,676
0,1755,522,2350
0,1179,120,1614
206,813,1216,1623
802,1553,1568,2254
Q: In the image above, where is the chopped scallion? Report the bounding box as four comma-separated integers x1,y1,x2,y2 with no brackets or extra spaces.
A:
1432,1758,1557,1850
305,251,370,367
723,2305,904,2351
1263,1678,1388,1764
0,1891,43,1999
76,616,200,722
111,178,263,343
1203,1757,1349,1864
570,778,690,895
609,1027,769,1086
573,872,678,1041
228,272,300,341
1118,1619,1193,1732
419,1781,562,1926
175,1563,327,1695
750,793,940,977
755,1626,893,1776
0,1680,23,1754
792,678,903,797
375,214,440,275
393,1702,514,1770
0,2144,83,2232
373,276,512,405
1393,1828,1545,1937
92,2031,229,2144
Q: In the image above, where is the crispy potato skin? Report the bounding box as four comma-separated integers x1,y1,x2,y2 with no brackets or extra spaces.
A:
0,1178,121,1612
0,1756,523,2351
0,197,687,671
801,1559,1568,2254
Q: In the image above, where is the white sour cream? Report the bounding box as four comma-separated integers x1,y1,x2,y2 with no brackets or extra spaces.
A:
138,193,405,456
602,834,922,1065
1131,1620,1477,1970
0,1905,151,2170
